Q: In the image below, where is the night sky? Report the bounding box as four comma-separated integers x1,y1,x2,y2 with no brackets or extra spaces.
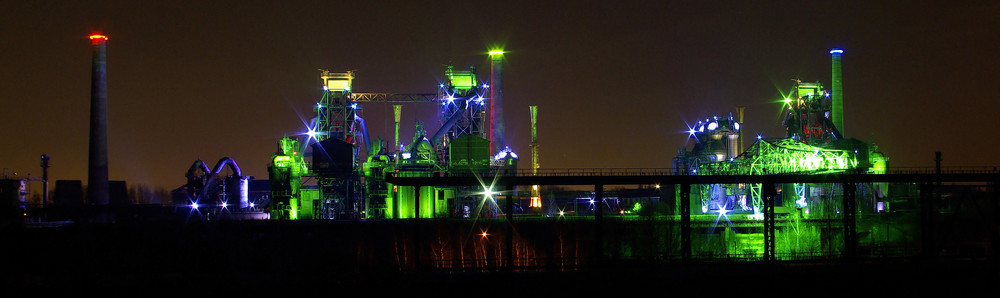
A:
2,1,998,192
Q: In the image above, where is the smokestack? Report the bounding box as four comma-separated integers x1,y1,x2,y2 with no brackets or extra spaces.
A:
736,106,745,151
530,106,538,174
41,154,50,207
393,104,401,163
489,50,504,155
830,48,844,137
88,34,109,205
529,106,540,208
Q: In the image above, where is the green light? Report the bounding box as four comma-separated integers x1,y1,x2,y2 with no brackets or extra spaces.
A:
489,50,504,56
445,65,477,92
695,138,864,213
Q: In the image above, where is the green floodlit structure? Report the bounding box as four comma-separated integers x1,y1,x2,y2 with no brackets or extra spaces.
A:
267,136,309,219
670,48,907,259
242,47,997,267
268,52,514,220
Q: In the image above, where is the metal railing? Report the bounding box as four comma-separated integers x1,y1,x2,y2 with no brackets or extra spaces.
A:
390,166,1000,178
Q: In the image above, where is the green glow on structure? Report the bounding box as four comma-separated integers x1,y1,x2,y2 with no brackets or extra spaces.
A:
489,50,504,56
289,198,299,220
696,138,862,214
445,65,477,92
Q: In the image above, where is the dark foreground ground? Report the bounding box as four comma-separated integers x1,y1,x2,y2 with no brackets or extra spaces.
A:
2,210,996,295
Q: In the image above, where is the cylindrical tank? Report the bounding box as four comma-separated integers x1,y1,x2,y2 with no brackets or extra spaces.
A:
222,175,250,209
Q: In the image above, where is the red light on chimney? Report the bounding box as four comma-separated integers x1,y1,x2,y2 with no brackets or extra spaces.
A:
89,34,108,44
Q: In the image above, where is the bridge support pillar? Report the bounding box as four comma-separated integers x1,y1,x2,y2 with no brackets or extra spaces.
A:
506,184,514,270
842,182,857,260
594,184,604,265
920,182,935,258
414,185,421,271
763,182,776,261
680,183,690,261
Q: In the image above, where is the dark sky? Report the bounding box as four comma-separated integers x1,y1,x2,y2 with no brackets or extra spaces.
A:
2,1,998,191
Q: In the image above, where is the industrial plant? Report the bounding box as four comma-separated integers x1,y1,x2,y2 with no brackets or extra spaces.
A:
156,47,995,264
3,35,996,286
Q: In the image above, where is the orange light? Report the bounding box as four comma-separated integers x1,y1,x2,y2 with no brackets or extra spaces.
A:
89,34,108,41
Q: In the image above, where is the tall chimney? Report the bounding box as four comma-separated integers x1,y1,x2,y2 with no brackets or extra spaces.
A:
489,50,504,155
88,34,109,205
41,154,50,207
393,104,401,163
529,106,540,208
530,106,539,174
830,48,844,137
736,106,745,151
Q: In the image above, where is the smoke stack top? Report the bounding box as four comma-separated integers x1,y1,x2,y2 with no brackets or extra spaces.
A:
89,34,108,44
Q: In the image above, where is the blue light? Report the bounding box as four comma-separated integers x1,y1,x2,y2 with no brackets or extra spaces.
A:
482,84,489,88
796,196,808,208
351,103,358,109
830,48,844,54
221,202,228,208
734,122,740,131
439,83,445,88
190,203,198,209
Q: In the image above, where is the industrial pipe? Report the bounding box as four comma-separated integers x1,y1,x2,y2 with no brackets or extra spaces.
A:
430,98,469,146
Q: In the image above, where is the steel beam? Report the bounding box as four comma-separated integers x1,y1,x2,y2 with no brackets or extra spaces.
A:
350,93,438,103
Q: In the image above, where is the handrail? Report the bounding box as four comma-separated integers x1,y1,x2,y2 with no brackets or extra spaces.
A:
390,166,1000,178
